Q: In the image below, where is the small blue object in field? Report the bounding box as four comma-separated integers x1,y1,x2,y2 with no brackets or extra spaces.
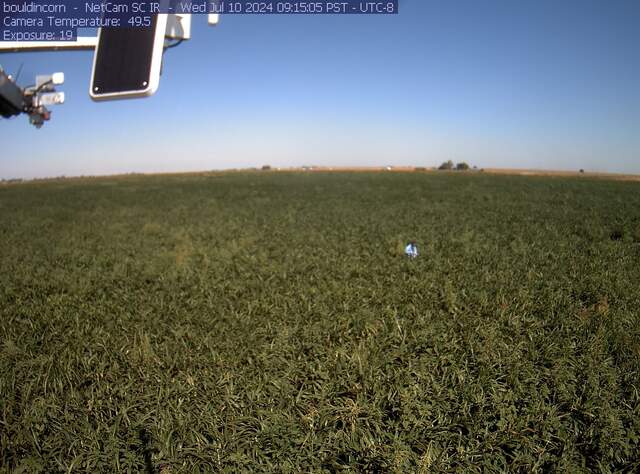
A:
405,242,418,258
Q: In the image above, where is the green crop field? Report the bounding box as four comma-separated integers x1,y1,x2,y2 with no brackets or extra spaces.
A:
1,171,639,472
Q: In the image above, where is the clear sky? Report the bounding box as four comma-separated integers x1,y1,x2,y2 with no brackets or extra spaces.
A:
1,0,639,179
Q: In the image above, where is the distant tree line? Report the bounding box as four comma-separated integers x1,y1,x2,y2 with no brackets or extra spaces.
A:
438,160,473,171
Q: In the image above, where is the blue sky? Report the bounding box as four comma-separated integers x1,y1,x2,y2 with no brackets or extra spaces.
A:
1,0,639,178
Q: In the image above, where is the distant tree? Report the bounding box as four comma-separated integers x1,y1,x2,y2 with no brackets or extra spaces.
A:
438,160,454,170
456,162,470,171
579,169,585,173
261,165,271,171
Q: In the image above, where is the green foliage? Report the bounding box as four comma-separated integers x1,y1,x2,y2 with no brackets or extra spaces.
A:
456,162,470,171
1,172,640,472
633,223,640,243
438,160,454,170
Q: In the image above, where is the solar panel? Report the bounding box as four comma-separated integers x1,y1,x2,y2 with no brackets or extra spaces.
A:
90,14,168,101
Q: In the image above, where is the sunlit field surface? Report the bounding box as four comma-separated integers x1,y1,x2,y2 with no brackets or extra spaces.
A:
1,172,639,472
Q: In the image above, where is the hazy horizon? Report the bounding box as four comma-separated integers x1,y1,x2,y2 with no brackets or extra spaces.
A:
1,0,639,179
